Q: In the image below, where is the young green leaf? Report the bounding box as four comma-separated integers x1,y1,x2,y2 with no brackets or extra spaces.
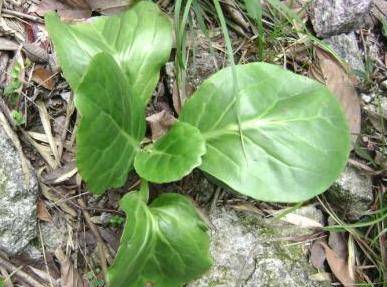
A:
45,1,172,105
180,63,350,202
134,121,206,183
75,52,145,194
107,191,212,287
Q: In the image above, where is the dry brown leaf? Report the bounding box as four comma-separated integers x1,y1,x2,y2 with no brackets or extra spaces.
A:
0,53,9,85
171,81,181,114
36,101,61,168
42,162,77,185
32,66,55,90
55,248,86,287
310,240,326,269
279,211,323,229
40,184,77,218
36,0,91,20
319,242,355,287
231,203,265,216
316,48,361,145
37,0,135,18
329,231,348,259
309,63,325,84
37,199,53,222
64,0,90,9
146,110,176,141
86,0,135,14
57,9,92,20
222,0,250,30
22,43,50,64
0,38,18,51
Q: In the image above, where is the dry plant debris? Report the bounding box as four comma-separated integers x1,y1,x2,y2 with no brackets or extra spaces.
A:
0,0,385,286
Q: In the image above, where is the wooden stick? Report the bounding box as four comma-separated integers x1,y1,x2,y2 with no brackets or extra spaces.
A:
78,198,108,278
2,9,44,23
0,254,45,287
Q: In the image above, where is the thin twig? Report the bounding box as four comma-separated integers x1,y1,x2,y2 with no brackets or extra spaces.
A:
78,198,108,278
0,254,45,287
0,266,13,287
0,97,16,131
2,8,44,23
58,94,75,159
37,223,55,287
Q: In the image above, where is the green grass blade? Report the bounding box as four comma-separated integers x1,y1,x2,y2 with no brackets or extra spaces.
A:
212,0,247,162
243,0,265,60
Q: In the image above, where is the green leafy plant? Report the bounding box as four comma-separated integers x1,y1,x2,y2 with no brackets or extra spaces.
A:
108,215,125,227
108,182,211,287
11,110,25,126
3,60,23,106
45,1,350,286
86,271,105,287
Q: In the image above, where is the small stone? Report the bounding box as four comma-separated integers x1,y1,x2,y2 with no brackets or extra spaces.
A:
0,113,38,255
381,80,387,91
311,0,372,37
100,212,113,225
23,244,43,261
361,93,373,103
326,165,373,220
188,208,328,287
325,32,364,72
60,91,72,103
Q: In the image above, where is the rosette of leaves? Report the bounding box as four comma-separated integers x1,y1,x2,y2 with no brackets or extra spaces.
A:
46,3,210,286
46,1,350,286
46,1,206,194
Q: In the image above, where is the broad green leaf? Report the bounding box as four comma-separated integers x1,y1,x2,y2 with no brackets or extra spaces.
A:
75,52,145,194
45,1,172,104
107,191,212,287
134,121,206,183
180,62,350,202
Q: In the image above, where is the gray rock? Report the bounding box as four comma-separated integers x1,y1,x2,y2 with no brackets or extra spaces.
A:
325,32,364,72
311,0,372,37
189,208,328,287
0,112,38,255
39,213,68,252
361,93,374,103
23,244,43,261
326,165,373,220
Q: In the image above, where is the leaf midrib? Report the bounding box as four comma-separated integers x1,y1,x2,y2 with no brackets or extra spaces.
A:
88,100,140,149
203,116,327,140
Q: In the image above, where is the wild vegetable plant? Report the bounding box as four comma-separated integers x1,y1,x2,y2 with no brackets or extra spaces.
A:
45,1,350,286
